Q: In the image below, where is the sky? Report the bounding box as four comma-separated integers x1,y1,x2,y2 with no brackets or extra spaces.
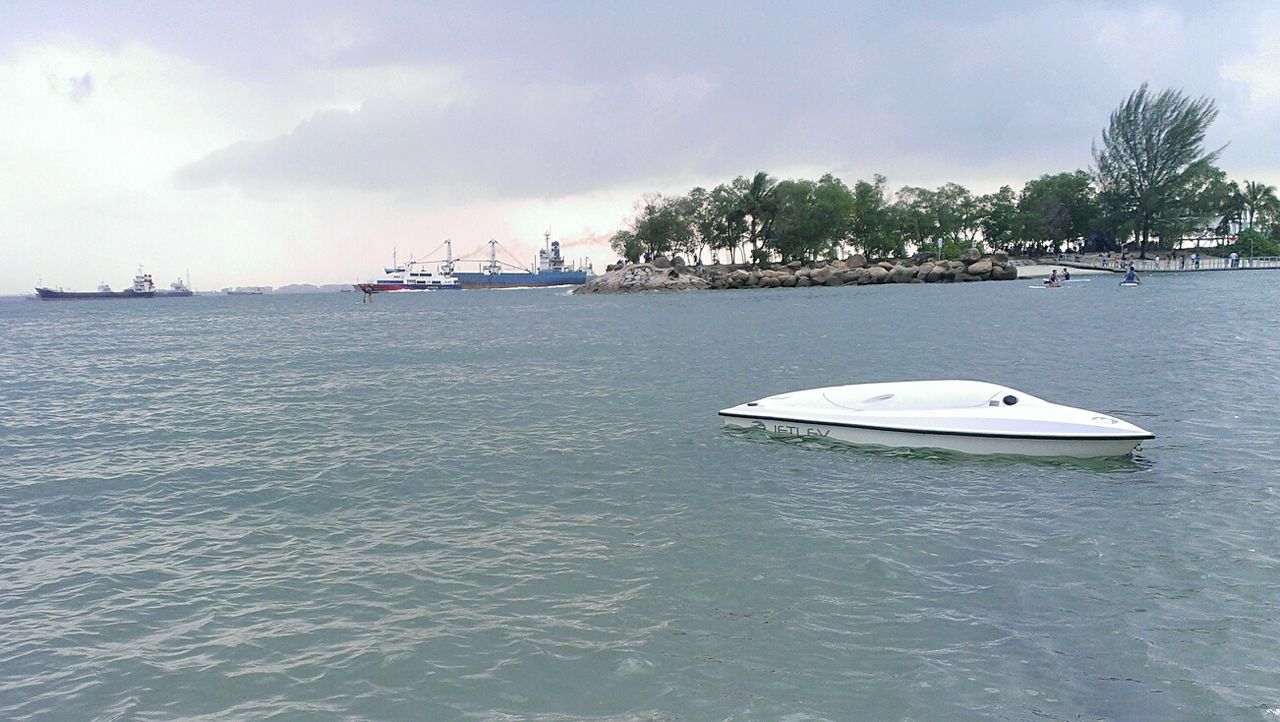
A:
2,1,1278,293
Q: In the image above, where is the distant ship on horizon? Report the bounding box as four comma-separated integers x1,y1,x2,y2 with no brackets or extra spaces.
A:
35,268,156,300
224,287,265,296
155,275,194,297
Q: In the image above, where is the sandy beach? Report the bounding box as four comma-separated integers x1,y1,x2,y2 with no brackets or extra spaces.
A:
1015,264,1112,278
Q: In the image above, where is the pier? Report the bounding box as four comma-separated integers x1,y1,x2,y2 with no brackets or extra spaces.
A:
1058,254,1280,274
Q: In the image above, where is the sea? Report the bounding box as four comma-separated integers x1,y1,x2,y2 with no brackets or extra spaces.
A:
1,273,1277,721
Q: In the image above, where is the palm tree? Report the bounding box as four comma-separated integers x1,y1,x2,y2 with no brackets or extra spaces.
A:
732,171,778,262
1240,180,1279,230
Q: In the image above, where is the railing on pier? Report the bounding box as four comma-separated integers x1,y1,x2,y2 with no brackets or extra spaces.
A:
1061,255,1280,273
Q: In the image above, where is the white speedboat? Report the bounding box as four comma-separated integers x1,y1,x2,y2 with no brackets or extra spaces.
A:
719,380,1153,458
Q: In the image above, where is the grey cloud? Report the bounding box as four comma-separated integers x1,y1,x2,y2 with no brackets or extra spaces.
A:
68,72,93,101
46,72,94,102
172,2,1279,199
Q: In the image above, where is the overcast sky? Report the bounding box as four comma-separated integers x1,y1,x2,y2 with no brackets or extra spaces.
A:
2,1,1277,293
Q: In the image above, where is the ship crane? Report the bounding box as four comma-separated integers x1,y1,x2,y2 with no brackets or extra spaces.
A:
452,239,536,274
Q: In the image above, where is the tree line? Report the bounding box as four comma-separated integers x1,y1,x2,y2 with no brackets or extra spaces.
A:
611,84,1280,264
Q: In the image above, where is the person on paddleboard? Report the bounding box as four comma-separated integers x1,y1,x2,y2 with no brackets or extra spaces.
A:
1044,269,1060,286
1123,266,1140,284
1062,268,1071,280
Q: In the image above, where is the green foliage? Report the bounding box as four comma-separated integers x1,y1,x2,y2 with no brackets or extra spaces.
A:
935,238,973,261
979,186,1019,251
609,230,642,263
731,172,778,258
1093,83,1223,256
890,183,981,255
1223,228,1280,257
602,85,1250,265
631,194,691,258
708,183,748,262
1018,171,1100,253
849,175,902,258
767,174,855,262
1240,180,1279,231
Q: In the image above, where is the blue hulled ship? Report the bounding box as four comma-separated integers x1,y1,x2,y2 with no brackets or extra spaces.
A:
448,233,592,289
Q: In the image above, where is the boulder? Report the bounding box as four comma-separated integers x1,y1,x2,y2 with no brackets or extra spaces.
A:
823,274,844,286
810,267,831,284
796,276,813,287
781,275,797,287
926,265,945,282
960,247,982,264
889,264,915,283
877,261,896,271
846,254,867,269
786,260,804,270
967,259,993,277
865,266,890,284
572,263,711,293
992,250,1009,267
990,265,1018,281
915,262,935,280
652,255,672,269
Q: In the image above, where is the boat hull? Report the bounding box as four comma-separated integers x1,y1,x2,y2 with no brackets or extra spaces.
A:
720,413,1148,458
354,283,461,293
720,380,1153,459
451,271,587,289
35,288,155,300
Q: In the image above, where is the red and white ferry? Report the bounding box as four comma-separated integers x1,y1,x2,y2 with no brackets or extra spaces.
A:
355,251,461,293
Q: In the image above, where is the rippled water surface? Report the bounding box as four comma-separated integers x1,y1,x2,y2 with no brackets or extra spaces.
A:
2,274,1279,720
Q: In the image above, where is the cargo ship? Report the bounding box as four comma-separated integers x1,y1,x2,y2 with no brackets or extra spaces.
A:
155,276,194,297
36,269,156,300
448,233,592,289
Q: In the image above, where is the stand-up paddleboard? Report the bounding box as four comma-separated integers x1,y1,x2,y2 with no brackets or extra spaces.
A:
1119,281,1141,287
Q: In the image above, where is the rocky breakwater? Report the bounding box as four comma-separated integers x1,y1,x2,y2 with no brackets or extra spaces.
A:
702,249,1017,290
572,256,711,294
